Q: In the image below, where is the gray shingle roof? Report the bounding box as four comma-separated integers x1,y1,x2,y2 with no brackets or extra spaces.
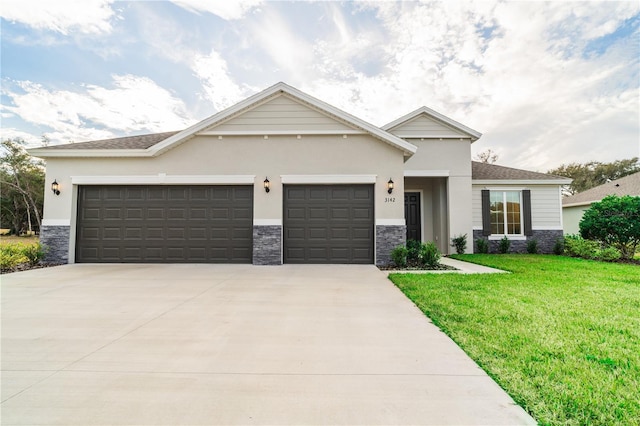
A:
472,161,567,181
38,131,179,150
563,172,640,206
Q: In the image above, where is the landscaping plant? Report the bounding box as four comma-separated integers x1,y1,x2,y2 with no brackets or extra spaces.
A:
579,194,640,259
498,235,511,253
526,239,538,254
419,241,441,268
390,245,408,268
475,238,489,254
406,239,421,263
553,237,565,255
450,233,467,254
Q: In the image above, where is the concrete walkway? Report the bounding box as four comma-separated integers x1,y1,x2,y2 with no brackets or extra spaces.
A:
1,264,534,425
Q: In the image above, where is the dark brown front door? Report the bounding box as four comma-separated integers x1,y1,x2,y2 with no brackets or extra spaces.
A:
283,185,374,264
76,185,253,263
404,192,421,242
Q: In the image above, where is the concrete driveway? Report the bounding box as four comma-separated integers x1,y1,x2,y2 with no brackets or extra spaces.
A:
1,264,534,425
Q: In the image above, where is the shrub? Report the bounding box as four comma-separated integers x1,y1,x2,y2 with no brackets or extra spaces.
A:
564,235,600,259
553,238,565,255
390,245,408,268
579,194,640,259
476,238,489,254
419,241,441,268
22,242,45,266
597,246,622,262
406,239,421,263
0,251,27,269
526,239,539,254
450,234,467,254
498,236,511,254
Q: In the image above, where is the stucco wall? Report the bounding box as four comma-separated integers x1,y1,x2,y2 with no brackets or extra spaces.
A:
41,134,406,225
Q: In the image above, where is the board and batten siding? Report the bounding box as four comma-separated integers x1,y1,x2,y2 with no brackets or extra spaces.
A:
472,184,563,229
212,94,356,132
387,114,467,138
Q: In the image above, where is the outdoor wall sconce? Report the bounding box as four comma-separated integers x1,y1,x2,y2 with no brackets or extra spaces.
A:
264,177,270,193
51,180,60,195
387,178,394,194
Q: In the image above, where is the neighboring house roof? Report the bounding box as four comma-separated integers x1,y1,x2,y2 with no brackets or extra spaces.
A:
29,82,417,158
382,106,482,141
472,161,572,184
562,171,640,207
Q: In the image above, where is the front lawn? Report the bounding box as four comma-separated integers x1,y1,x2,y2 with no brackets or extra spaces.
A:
390,255,640,426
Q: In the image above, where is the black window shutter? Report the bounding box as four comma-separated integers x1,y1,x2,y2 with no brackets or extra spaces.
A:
481,190,491,236
523,189,533,236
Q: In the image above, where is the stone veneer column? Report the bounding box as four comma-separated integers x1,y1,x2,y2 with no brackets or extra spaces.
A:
40,225,70,264
253,225,282,265
375,225,406,266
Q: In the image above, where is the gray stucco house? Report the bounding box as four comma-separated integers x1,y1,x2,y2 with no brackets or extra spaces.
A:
30,82,570,265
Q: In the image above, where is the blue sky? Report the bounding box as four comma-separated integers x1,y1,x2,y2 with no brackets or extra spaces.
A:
1,0,639,171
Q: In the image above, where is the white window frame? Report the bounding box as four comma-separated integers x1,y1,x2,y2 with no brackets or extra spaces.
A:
489,190,525,240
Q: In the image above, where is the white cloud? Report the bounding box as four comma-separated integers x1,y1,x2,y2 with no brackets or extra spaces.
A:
2,75,195,145
0,0,116,34
171,0,262,20
192,49,258,111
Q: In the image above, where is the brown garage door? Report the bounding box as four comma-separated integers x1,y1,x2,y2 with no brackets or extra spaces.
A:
283,185,374,264
76,185,253,263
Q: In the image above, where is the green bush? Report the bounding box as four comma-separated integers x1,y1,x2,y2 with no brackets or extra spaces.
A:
580,194,640,259
553,238,565,255
0,251,27,269
526,239,539,254
564,235,600,259
499,236,511,254
450,234,467,254
597,246,622,262
390,245,408,268
419,241,441,268
406,239,421,263
22,242,45,265
476,238,489,254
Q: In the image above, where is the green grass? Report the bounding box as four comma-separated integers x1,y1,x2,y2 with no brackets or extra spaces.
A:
390,255,640,426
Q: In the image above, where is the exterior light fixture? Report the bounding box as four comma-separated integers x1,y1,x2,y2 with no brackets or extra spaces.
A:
387,178,394,194
263,177,270,193
51,180,60,195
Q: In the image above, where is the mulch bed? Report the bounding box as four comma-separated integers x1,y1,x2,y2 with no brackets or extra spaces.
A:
378,262,457,271
1,262,63,275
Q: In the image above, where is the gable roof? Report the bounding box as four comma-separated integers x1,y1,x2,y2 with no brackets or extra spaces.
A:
382,106,482,141
472,161,571,184
29,82,417,158
563,172,640,207
34,131,179,150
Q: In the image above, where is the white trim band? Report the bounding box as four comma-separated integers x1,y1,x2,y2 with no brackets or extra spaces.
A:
253,219,283,226
280,174,377,184
42,219,71,226
375,219,406,226
404,170,450,177
473,179,571,185
71,175,256,185
197,130,365,136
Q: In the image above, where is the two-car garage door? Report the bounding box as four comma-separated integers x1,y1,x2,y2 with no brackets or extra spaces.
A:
76,184,374,264
76,185,253,263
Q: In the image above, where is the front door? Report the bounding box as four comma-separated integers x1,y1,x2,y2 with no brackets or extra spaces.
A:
404,192,421,242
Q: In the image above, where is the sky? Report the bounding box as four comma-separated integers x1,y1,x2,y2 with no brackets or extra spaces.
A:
1,0,639,172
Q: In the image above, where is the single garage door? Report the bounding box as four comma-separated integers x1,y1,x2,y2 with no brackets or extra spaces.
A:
76,185,253,263
283,185,374,264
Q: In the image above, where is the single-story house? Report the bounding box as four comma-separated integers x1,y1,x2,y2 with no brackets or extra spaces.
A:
563,171,640,235
30,82,570,265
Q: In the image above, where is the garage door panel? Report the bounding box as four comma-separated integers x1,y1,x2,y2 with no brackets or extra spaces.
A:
76,185,253,263
283,184,373,264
